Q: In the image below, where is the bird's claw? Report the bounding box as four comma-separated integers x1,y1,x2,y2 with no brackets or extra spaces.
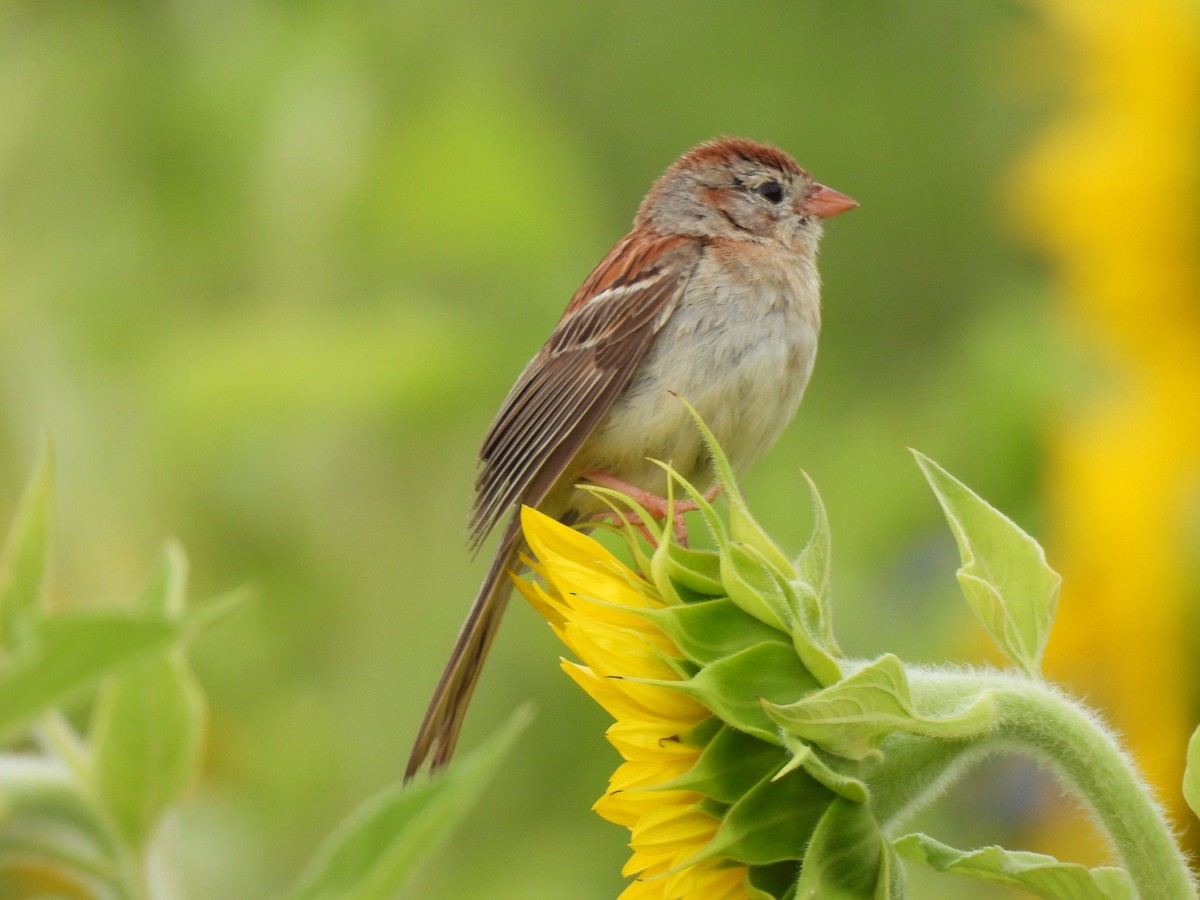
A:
584,471,719,547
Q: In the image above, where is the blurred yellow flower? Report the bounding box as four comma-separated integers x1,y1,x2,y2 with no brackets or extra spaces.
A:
514,506,752,900
1015,0,1200,851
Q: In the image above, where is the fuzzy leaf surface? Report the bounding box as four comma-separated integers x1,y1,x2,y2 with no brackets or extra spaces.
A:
894,833,1134,899
670,642,820,742
794,797,900,899
699,766,832,866
658,543,724,597
762,655,993,761
643,598,789,667
778,734,868,803
658,724,784,804
791,470,839,655
679,397,795,578
719,541,790,632
913,451,1061,677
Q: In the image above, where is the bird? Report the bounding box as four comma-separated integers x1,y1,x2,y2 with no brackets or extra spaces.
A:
405,136,856,779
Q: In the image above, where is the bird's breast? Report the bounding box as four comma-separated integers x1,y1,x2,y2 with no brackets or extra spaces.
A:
578,247,821,499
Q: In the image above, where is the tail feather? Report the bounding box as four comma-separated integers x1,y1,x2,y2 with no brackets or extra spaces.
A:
405,519,523,780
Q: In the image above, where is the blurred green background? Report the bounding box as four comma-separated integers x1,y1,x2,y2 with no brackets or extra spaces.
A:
0,1,1173,897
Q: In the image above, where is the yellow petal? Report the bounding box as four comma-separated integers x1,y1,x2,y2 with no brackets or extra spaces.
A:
628,804,721,857
608,750,697,786
596,788,702,829
518,505,750,898
560,662,705,726
559,619,679,680
664,861,749,900
617,876,665,900
512,577,565,628
520,505,625,577
606,723,700,763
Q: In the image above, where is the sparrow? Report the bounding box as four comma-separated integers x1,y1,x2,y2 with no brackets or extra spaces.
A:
405,137,856,779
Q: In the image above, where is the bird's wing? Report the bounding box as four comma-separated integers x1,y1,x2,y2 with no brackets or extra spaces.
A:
470,231,703,548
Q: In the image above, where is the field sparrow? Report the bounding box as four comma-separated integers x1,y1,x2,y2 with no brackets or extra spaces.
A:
406,137,855,778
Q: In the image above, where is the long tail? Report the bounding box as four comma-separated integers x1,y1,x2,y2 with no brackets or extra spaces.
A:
405,518,523,780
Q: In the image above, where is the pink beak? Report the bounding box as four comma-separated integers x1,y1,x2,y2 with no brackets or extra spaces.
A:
798,183,858,219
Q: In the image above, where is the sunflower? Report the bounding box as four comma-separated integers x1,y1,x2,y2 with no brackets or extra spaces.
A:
515,506,754,899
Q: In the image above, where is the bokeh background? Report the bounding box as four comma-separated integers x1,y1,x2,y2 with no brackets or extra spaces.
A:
1,1,1197,898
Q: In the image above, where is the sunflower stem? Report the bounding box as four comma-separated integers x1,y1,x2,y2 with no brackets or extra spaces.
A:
884,669,1199,899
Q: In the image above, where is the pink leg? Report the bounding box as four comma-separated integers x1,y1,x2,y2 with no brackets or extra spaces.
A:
583,471,720,545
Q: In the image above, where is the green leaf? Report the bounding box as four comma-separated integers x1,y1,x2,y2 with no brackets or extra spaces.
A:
913,451,1061,678
790,471,839,656
91,545,218,848
698,766,833,866
0,616,178,743
786,593,843,690
676,396,795,579
91,652,206,850
1185,725,1200,821
762,655,994,761
0,440,54,652
743,872,785,900
651,458,728,553
0,595,238,744
794,797,901,899
777,734,868,804
177,587,249,633
719,541,790,633
577,483,664,580
658,543,724,598
894,833,1134,899
653,724,785,804
748,862,807,899
663,642,821,742
134,538,188,616
642,598,790,667
287,705,532,900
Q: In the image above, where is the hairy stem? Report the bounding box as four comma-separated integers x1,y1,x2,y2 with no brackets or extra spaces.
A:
879,669,1197,898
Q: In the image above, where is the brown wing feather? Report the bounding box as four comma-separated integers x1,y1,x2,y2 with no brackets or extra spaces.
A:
405,231,703,779
469,231,702,549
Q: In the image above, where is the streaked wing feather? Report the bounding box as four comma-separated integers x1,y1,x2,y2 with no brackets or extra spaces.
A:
470,232,701,548
471,361,605,535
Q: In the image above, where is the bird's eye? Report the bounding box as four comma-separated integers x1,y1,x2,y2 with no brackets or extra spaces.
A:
754,181,785,204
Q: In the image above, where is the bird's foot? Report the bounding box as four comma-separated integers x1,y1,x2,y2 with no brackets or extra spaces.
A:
583,471,719,546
